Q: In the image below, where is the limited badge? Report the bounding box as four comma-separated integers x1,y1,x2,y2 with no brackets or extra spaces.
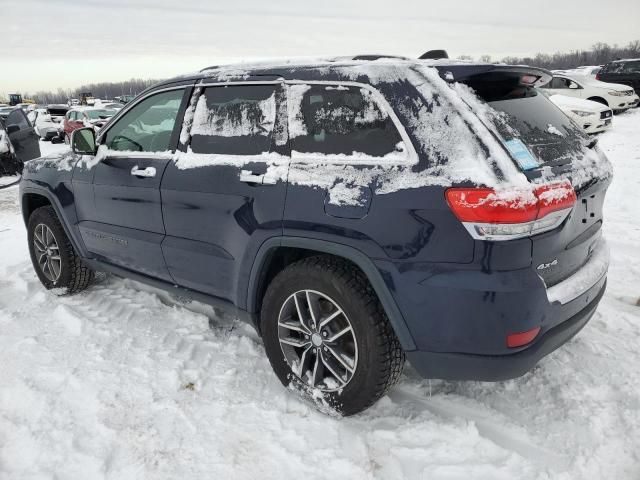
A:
504,138,540,171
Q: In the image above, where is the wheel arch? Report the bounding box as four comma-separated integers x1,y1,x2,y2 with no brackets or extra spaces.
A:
247,237,417,351
21,192,53,225
587,96,609,106
21,188,86,258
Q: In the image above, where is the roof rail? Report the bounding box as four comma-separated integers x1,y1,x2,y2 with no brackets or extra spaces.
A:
350,54,411,61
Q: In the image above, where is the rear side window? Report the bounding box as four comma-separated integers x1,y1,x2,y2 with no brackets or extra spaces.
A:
602,61,640,74
623,61,640,73
189,85,278,155
288,84,405,159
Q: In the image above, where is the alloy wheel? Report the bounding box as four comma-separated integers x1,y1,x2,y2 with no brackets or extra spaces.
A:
33,223,62,283
277,289,358,391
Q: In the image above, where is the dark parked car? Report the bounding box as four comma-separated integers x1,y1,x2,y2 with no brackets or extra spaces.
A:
597,59,640,95
1,108,41,176
19,58,610,414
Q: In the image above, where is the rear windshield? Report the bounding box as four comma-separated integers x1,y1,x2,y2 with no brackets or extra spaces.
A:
462,74,587,169
47,108,67,116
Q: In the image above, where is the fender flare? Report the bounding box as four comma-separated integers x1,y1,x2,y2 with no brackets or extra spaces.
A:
21,186,87,258
246,237,417,351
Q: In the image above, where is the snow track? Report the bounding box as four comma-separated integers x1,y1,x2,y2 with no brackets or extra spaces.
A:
2,114,640,479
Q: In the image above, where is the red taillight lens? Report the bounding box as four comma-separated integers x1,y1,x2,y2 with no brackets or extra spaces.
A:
507,327,541,348
595,73,601,81
446,180,576,241
445,188,538,224
534,181,577,219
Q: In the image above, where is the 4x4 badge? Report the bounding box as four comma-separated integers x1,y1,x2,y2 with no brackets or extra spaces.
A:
537,259,558,270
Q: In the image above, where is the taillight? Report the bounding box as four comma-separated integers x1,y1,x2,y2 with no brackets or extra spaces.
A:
595,73,601,81
446,180,576,241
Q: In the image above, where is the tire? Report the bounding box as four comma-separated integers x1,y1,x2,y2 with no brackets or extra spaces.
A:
261,256,405,416
27,206,94,294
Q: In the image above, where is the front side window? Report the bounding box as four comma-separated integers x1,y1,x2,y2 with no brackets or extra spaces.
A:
287,84,404,159
548,77,573,89
188,85,278,155
104,89,184,152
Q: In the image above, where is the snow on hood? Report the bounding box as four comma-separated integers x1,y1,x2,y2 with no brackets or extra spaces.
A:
549,94,609,112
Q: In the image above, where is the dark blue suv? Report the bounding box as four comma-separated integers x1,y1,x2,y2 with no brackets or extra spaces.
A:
20,58,611,415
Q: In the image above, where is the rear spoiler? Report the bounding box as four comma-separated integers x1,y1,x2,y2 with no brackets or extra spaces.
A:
432,64,552,88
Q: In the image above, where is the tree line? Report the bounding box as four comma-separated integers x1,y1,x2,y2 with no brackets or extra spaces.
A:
458,40,640,70
1,78,161,105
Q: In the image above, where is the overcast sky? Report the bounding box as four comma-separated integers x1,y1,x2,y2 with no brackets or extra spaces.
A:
2,0,639,95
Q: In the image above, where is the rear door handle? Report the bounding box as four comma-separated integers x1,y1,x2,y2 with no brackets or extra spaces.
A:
239,169,276,185
131,166,156,178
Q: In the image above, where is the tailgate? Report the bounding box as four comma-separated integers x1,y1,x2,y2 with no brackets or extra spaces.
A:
457,70,612,287
531,176,608,287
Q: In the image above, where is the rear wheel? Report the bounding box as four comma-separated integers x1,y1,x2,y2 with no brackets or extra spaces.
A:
261,256,405,415
27,206,94,294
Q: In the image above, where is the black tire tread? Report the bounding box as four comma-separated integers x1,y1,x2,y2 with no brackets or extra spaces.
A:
28,206,94,294
262,255,405,414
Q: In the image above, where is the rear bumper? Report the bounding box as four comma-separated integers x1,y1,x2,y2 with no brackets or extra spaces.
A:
376,232,609,381
407,279,605,381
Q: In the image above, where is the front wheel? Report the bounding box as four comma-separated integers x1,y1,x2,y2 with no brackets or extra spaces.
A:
27,206,94,294
261,256,405,415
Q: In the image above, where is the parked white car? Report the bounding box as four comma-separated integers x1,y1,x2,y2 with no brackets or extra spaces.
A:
554,66,602,79
540,73,639,112
31,105,69,141
541,91,613,134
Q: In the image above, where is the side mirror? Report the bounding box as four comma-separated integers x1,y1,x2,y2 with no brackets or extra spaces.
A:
71,127,97,155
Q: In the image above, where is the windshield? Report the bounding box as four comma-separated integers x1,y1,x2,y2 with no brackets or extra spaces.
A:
85,109,115,119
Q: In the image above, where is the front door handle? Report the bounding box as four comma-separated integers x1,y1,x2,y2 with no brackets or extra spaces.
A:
131,165,156,178
239,170,276,185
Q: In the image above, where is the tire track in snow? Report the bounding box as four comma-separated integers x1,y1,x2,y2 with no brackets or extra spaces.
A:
390,385,572,472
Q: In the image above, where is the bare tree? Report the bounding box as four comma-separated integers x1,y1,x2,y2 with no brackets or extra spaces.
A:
491,41,640,70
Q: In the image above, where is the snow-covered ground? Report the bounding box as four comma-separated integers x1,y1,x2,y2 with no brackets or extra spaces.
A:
1,113,639,479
